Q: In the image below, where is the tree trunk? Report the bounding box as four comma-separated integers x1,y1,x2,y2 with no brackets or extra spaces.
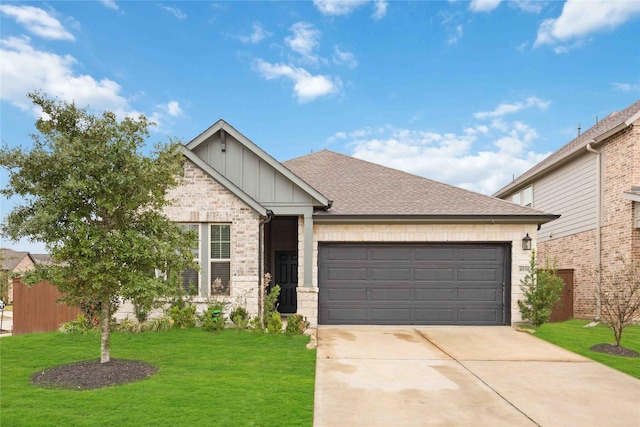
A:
100,298,111,363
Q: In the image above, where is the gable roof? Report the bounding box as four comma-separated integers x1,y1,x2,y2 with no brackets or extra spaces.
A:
1,249,33,271
283,150,558,224
494,100,640,198
185,120,330,209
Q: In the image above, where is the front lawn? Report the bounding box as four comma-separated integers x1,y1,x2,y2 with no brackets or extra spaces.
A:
0,329,316,426
534,320,640,379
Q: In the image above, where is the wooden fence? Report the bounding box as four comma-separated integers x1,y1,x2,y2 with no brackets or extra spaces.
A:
12,277,80,335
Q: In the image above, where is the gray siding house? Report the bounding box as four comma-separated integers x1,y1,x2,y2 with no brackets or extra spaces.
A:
122,120,558,327
494,100,640,319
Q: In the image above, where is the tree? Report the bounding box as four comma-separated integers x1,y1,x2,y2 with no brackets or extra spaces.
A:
597,258,640,347
518,249,565,327
0,92,196,363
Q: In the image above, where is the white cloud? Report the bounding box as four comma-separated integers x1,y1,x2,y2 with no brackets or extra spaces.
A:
0,5,74,41
474,96,550,119
313,0,386,18
469,0,503,13
448,25,464,45
333,46,358,69
161,6,187,20
611,82,640,92
333,98,555,194
286,22,321,63
254,59,341,102
239,23,271,44
100,0,119,10
511,0,543,14
372,1,388,20
0,36,178,129
535,0,640,50
0,36,128,114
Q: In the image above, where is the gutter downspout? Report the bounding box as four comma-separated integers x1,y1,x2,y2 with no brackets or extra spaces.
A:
258,210,274,328
586,142,601,320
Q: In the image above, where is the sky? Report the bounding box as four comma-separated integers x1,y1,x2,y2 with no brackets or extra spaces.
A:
1,0,639,253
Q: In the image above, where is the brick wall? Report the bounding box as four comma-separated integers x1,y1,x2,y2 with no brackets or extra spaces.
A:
118,160,261,321
537,230,597,319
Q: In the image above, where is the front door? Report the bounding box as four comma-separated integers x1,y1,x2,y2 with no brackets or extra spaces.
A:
275,251,298,313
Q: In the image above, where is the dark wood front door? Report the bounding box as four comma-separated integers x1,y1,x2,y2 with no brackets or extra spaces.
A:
275,251,298,313
549,269,574,322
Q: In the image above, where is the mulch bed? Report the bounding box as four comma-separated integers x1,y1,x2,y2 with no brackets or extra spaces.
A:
589,343,639,358
31,359,158,390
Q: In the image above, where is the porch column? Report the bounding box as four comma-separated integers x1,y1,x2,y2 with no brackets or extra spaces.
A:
303,212,313,287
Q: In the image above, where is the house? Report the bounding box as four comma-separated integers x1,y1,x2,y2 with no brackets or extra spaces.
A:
494,100,640,320
141,120,558,327
1,249,36,303
1,249,53,303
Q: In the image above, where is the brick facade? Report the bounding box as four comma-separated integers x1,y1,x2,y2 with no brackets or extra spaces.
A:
117,160,261,321
537,230,597,318
538,123,639,319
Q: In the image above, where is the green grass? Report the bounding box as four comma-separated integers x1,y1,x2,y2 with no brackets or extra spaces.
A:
0,329,316,426
534,320,640,379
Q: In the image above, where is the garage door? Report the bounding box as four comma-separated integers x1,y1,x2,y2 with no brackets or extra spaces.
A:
318,243,510,325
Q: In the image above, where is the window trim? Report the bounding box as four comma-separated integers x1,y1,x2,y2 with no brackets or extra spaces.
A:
210,223,231,296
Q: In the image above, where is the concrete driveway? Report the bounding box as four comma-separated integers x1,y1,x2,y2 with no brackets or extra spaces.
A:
313,326,640,427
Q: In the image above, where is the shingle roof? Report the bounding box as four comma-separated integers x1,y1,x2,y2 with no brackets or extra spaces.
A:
1,249,31,271
283,150,556,221
494,100,640,198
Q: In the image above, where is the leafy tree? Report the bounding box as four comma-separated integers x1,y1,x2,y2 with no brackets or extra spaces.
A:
597,258,640,347
518,249,565,327
0,92,196,363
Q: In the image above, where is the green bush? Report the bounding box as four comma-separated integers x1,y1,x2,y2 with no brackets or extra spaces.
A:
169,304,197,329
285,313,310,335
59,314,96,335
266,312,283,334
518,249,564,327
146,316,172,332
199,303,227,332
230,306,249,331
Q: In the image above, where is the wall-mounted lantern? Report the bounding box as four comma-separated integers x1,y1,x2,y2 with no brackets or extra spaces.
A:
522,233,532,251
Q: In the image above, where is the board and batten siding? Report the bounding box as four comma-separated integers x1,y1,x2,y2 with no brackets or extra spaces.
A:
191,132,316,208
534,153,597,242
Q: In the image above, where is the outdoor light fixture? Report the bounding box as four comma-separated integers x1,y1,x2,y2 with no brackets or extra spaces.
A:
522,233,532,251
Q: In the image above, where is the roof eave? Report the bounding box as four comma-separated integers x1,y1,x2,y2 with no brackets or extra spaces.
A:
312,214,560,225
494,110,639,199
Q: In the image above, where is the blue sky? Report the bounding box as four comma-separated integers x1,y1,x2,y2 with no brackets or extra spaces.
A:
1,0,639,252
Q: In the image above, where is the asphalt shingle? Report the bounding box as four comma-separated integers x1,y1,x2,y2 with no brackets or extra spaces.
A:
283,150,554,219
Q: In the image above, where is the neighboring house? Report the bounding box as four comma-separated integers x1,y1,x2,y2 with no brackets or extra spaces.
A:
1,249,53,303
119,120,557,327
494,100,640,320
1,249,36,303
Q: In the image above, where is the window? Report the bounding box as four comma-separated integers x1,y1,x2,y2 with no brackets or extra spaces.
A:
512,186,532,208
210,224,231,295
179,224,200,295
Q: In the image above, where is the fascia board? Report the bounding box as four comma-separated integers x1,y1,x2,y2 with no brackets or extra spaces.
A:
312,214,560,225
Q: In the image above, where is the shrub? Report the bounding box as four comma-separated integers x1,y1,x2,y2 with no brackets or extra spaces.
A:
230,306,250,331
117,318,144,333
285,313,310,335
518,249,564,327
59,314,96,335
169,304,197,329
264,284,281,324
250,316,264,333
597,258,640,347
266,311,283,334
146,316,172,332
199,302,227,332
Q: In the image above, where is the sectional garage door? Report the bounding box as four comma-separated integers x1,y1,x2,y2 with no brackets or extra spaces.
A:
318,243,510,325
